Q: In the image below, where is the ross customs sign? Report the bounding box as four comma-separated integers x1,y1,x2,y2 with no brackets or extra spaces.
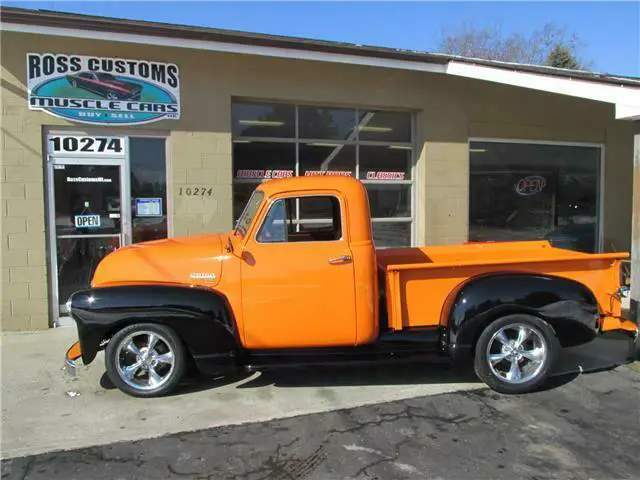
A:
27,53,180,125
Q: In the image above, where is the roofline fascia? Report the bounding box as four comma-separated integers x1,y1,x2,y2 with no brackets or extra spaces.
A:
0,22,447,75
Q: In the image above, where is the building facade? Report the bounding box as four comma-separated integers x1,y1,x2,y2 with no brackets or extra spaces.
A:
1,8,639,330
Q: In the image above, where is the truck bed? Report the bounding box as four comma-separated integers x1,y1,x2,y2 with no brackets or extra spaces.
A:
376,241,628,331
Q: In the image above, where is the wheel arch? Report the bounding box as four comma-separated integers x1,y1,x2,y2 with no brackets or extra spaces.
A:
444,272,600,360
69,284,241,372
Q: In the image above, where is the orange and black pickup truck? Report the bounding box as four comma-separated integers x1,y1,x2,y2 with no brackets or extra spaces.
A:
64,176,637,397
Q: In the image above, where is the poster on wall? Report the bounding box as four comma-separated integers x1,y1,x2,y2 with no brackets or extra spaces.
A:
27,53,180,125
135,198,163,217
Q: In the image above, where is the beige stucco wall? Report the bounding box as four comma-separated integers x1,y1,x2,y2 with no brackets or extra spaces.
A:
1,30,635,331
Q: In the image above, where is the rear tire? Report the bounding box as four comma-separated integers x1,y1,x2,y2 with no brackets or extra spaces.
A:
105,323,186,398
474,314,559,394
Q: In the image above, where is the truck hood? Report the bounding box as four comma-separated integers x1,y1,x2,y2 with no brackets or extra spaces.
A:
92,233,226,288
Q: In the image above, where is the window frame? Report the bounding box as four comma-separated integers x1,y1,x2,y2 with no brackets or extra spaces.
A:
468,137,605,253
254,193,346,245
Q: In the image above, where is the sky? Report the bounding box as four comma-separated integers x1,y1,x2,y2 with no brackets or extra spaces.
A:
3,1,639,76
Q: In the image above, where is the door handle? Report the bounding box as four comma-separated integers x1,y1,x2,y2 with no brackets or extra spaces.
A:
328,255,352,265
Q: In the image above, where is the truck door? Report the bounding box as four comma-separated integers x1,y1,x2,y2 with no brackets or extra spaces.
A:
241,193,357,349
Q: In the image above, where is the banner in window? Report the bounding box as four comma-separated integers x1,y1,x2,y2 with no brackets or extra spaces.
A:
27,53,180,125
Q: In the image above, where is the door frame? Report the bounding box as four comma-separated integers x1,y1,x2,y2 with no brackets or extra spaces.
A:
46,151,130,327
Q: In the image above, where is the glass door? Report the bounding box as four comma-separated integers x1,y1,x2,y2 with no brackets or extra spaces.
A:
51,160,127,318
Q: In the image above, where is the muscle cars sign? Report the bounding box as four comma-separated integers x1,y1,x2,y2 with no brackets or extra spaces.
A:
27,53,180,125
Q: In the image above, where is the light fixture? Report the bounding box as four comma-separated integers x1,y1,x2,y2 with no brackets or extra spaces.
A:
358,125,392,132
237,120,285,126
469,148,487,153
308,142,341,147
388,145,412,150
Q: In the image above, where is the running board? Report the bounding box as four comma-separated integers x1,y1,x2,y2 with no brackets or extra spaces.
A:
243,338,445,372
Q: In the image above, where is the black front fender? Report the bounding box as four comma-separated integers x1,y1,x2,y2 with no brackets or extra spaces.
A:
447,273,599,359
69,285,240,373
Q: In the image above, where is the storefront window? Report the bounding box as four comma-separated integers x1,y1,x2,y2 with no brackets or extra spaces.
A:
299,144,356,176
231,101,414,248
359,146,411,180
232,103,295,138
469,141,601,252
299,106,356,140
130,137,168,243
357,110,412,143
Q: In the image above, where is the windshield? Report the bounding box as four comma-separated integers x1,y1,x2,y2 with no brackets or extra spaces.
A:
97,73,116,81
234,190,264,238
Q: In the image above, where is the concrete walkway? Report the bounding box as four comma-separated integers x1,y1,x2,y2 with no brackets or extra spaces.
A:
1,328,483,459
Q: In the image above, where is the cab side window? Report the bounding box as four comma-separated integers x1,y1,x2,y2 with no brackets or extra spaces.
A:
257,199,288,243
257,196,342,243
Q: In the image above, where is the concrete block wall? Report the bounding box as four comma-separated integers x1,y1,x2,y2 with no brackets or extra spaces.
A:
1,65,49,330
170,131,234,236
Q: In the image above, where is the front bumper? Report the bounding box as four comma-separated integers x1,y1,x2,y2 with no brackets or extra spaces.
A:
64,341,82,377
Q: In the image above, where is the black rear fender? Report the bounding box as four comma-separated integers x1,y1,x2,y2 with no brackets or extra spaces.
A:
446,273,599,360
69,285,240,373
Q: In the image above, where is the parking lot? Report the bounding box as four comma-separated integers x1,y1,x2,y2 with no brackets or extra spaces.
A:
2,364,639,479
1,327,638,479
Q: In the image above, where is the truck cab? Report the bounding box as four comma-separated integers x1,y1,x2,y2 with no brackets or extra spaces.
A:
66,176,637,398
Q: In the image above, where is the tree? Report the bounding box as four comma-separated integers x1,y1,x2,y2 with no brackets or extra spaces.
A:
437,22,592,70
546,45,580,69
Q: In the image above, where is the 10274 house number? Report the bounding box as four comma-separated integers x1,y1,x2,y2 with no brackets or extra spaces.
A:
178,186,213,197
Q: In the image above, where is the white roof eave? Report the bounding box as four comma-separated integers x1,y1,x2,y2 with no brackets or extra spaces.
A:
446,61,640,122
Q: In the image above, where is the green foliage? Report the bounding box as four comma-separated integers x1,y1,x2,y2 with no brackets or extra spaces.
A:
546,45,580,69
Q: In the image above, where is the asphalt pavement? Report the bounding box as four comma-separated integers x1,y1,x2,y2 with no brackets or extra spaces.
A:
2,365,639,480
0,328,483,459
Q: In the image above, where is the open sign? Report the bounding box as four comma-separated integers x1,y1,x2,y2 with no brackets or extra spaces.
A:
515,176,547,196
74,214,101,228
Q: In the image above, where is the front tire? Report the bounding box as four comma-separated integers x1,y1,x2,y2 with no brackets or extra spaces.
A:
105,323,186,398
474,314,559,394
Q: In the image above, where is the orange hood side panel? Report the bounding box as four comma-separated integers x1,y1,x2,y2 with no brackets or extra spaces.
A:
92,233,225,289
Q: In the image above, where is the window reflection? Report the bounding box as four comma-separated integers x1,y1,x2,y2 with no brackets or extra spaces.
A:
299,106,356,140
130,138,168,243
358,110,412,142
299,144,355,177
232,103,295,138
469,141,600,252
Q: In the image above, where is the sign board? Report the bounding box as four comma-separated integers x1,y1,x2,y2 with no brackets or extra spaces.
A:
235,169,294,180
27,53,180,125
136,198,163,217
49,135,126,157
515,176,547,196
74,214,101,228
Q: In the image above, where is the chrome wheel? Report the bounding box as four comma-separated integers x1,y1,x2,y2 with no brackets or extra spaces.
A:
114,330,175,391
106,92,119,100
486,323,547,384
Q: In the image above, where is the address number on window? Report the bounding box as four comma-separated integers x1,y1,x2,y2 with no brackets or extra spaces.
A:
49,135,126,157
178,187,213,197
